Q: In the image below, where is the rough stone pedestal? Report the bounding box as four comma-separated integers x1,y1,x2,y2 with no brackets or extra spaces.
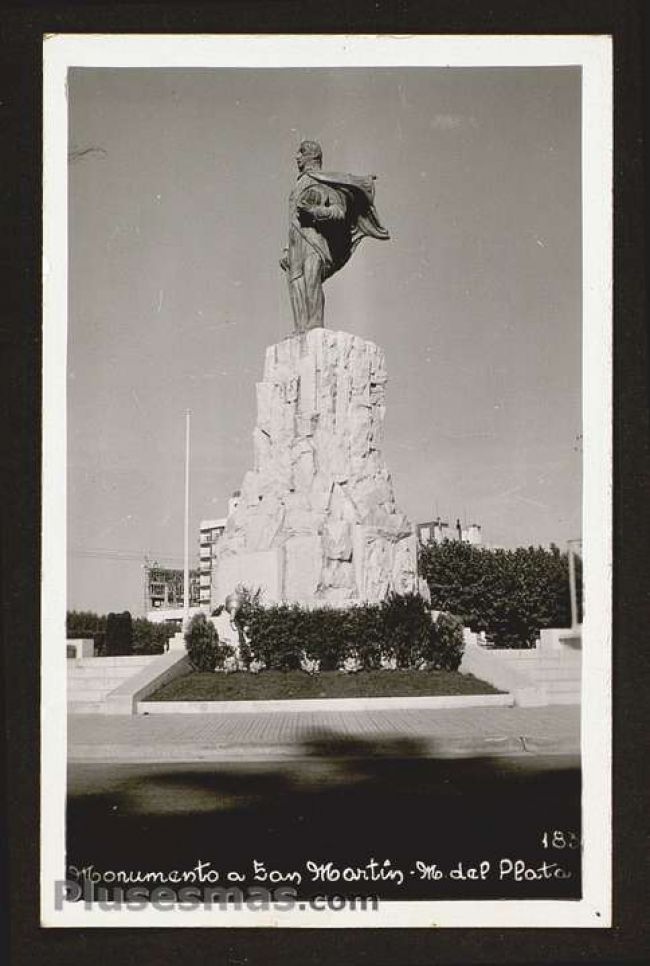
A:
213,329,417,608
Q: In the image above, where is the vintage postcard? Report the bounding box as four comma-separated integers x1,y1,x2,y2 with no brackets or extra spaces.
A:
41,34,612,928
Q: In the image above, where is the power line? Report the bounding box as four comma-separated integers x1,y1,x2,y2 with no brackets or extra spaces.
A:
68,547,193,563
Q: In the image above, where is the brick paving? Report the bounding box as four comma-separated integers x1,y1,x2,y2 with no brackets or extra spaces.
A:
68,705,580,761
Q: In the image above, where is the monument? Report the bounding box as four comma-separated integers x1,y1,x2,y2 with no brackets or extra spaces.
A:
279,139,390,333
212,141,418,607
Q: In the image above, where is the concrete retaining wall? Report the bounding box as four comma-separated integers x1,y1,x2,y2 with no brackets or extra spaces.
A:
459,633,545,707
138,693,514,715
539,627,582,652
104,649,190,715
67,638,95,658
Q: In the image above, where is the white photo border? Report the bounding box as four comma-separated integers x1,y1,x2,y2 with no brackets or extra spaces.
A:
42,33,612,929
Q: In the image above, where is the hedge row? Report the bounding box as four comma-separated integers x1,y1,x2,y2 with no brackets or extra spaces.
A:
185,593,465,674
66,610,176,655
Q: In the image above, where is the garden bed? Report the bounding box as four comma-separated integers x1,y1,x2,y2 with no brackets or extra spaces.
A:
149,669,502,702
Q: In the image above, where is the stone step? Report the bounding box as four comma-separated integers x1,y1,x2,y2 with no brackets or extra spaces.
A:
67,656,158,708
68,689,115,702
542,679,582,692
497,658,581,673
510,661,581,671
68,665,140,679
497,651,581,663
72,656,156,668
545,691,581,705
525,667,582,681
69,703,108,714
68,662,142,673
67,677,130,692
67,677,139,692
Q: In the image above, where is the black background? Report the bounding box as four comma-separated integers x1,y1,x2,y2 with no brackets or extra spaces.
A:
1,1,648,963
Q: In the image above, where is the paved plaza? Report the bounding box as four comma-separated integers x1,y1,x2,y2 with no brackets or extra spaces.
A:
68,704,580,762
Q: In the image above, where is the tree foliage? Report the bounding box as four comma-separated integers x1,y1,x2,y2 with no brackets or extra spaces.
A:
131,618,176,654
66,610,107,653
66,610,107,636
418,539,581,648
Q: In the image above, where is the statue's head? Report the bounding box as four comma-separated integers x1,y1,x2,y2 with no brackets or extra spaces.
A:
296,140,322,172
224,592,241,617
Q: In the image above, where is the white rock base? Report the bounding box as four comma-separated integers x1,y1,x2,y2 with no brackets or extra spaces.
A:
213,329,418,607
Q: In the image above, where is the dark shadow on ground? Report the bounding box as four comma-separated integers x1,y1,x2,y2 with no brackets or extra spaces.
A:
67,731,581,901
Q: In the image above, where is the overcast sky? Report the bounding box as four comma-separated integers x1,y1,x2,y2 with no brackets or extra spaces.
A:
67,66,582,615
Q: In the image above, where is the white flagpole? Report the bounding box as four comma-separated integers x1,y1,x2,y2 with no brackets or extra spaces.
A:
183,409,191,630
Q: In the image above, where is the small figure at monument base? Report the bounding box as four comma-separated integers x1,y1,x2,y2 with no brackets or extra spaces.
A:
210,592,248,662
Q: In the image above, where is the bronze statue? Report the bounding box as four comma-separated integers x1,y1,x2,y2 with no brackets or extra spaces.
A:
280,140,390,332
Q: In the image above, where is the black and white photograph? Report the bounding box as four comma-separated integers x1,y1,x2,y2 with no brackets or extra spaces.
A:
40,34,612,928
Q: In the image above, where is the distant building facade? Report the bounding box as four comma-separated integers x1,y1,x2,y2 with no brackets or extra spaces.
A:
144,563,200,623
417,517,450,545
461,523,482,545
199,491,241,608
199,519,226,607
417,516,482,547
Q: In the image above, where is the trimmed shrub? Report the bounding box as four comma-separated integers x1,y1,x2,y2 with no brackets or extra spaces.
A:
379,592,434,669
300,607,347,671
185,612,236,672
185,613,218,672
246,605,304,671
104,611,133,656
345,604,383,671
431,612,465,671
228,592,465,674
132,618,176,655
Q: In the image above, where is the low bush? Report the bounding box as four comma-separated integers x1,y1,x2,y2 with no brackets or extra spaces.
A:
379,592,432,669
342,604,383,671
234,591,464,673
132,618,176,655
246,605,306,671
185,612,235,672
431,611,465,670
185,613,219,672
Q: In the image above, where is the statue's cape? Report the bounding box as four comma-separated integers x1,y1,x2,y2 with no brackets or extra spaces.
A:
310,169,391,245
291,170,388,279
